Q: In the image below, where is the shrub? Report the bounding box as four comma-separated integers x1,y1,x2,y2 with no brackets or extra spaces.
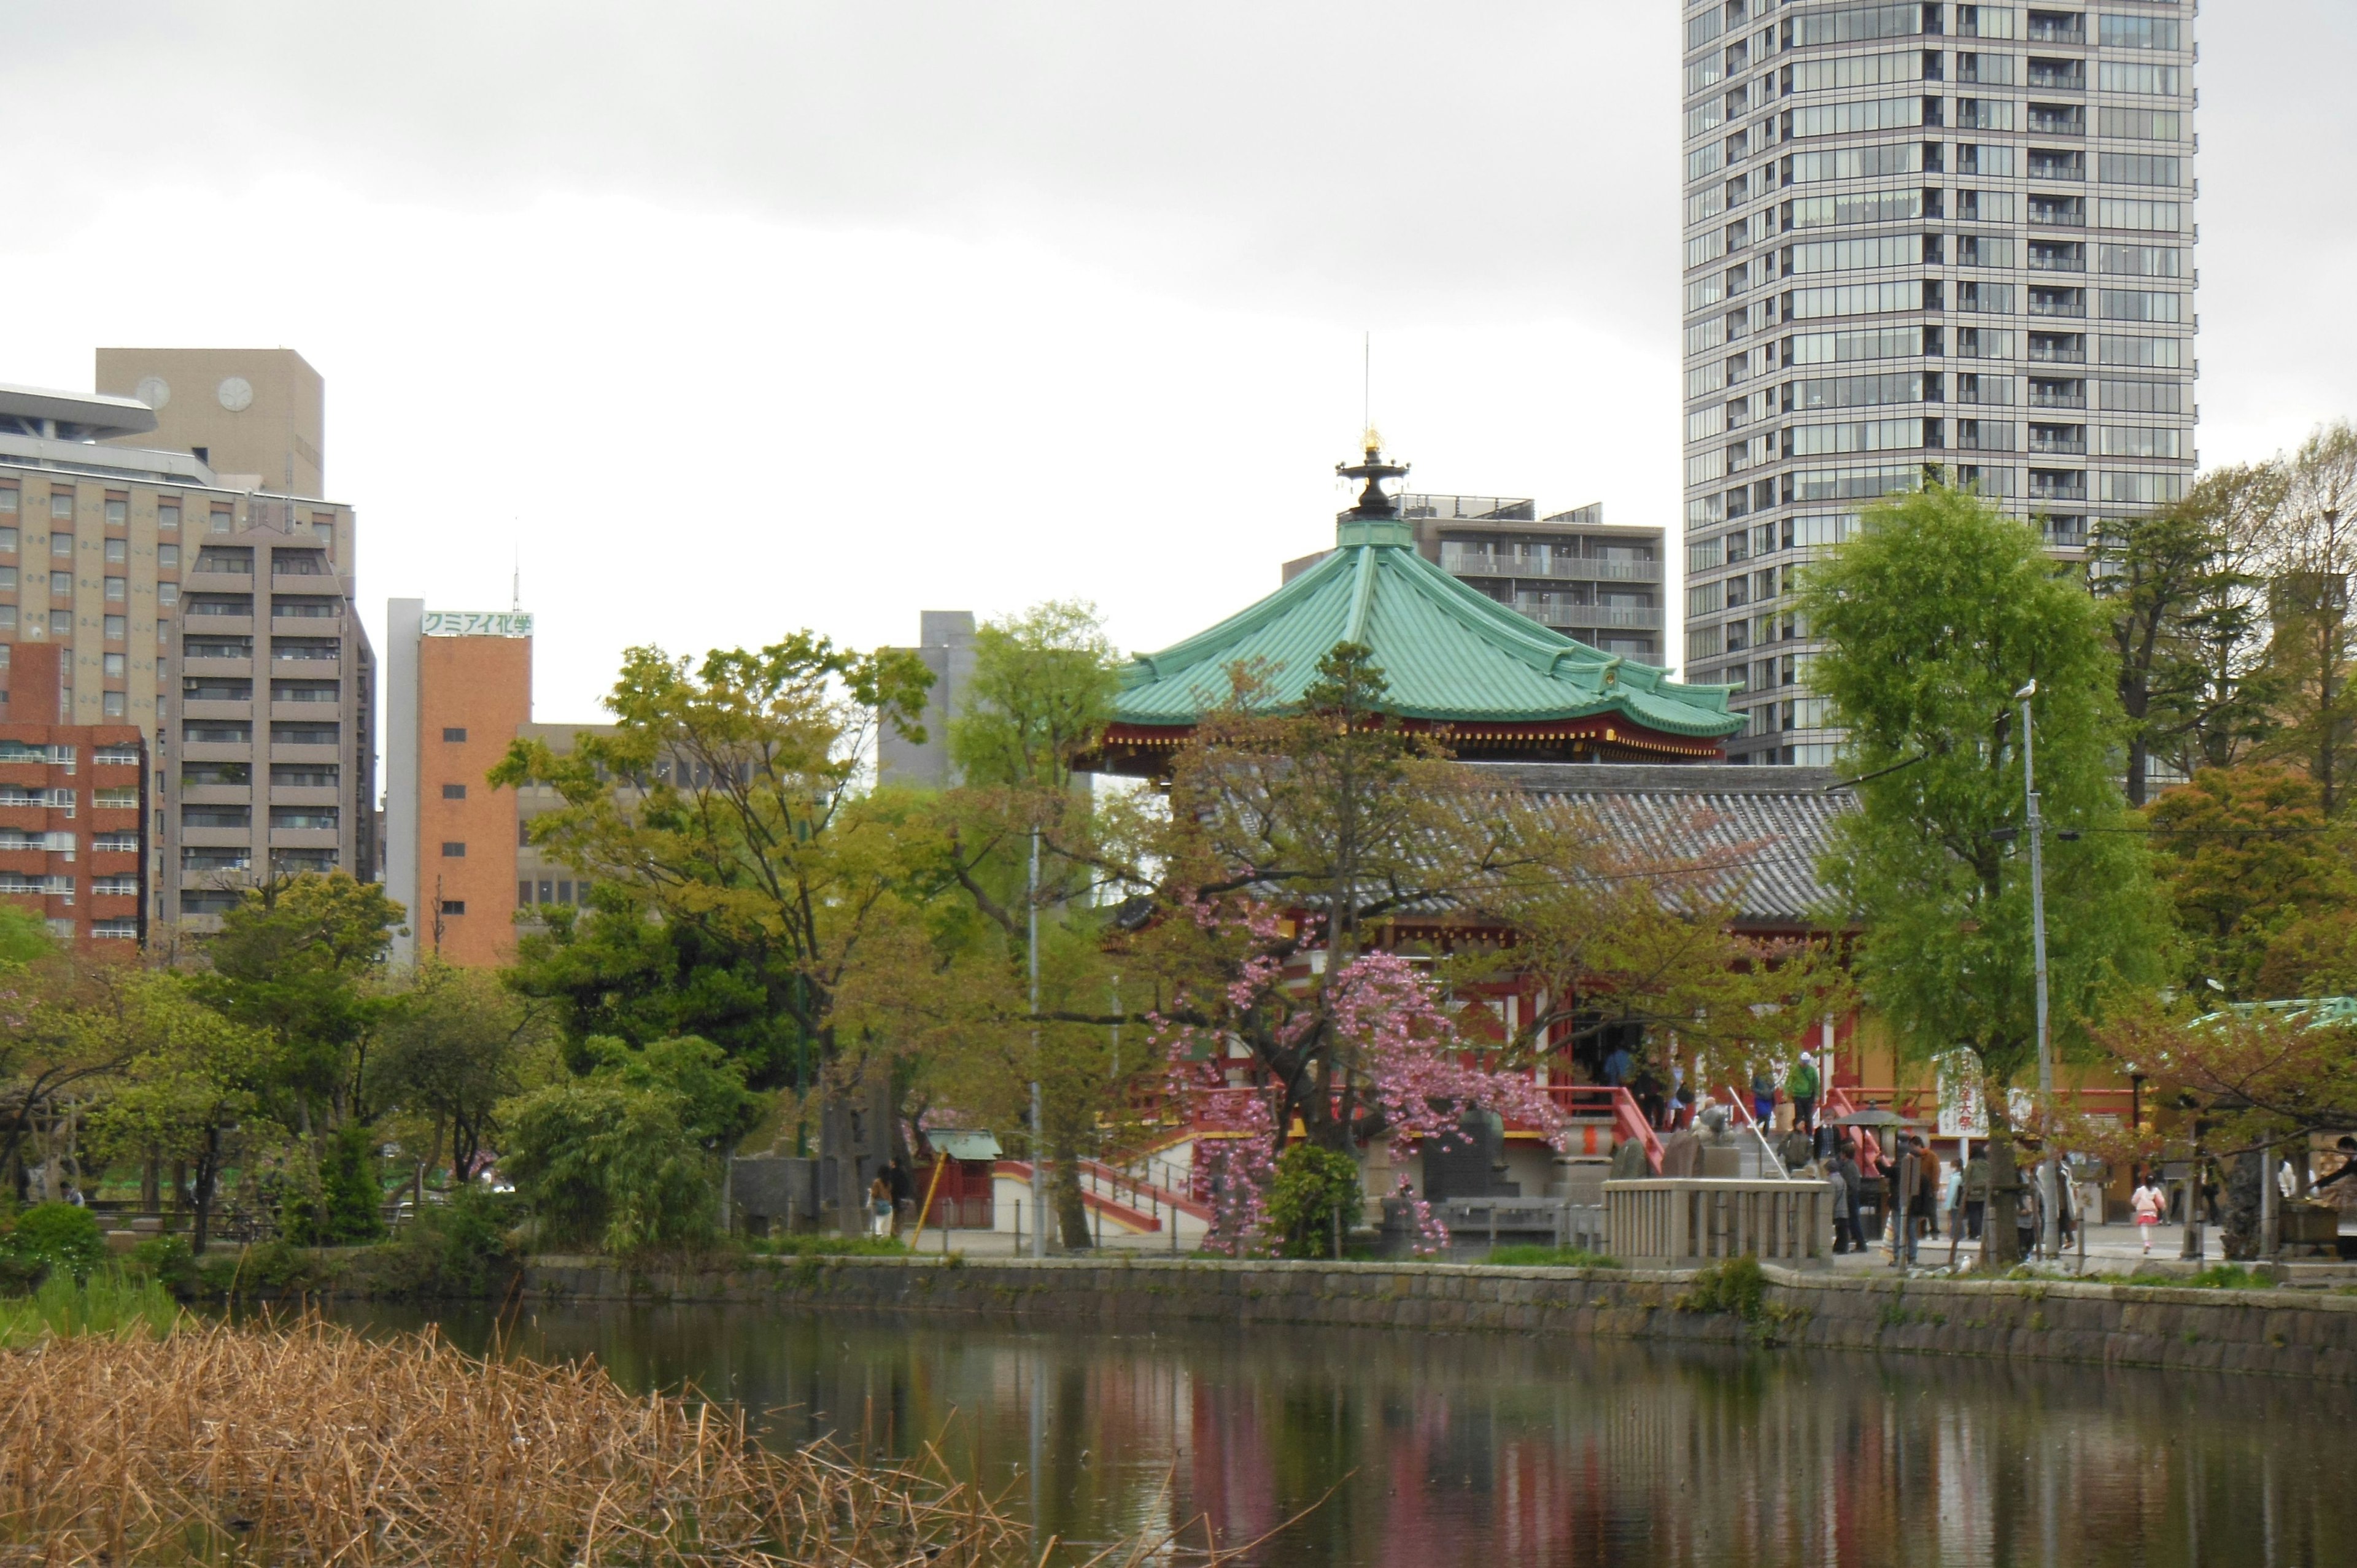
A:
371,1186,521,1296
1264,1145,1362,1259
1676,1254,1768,1320
4,1203,106,1286
130,1234,200,1296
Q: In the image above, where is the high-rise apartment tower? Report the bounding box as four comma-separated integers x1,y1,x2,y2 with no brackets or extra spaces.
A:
1679,1,2196,763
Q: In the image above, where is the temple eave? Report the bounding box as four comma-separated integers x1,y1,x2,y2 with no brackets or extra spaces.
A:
1085,714,1727,775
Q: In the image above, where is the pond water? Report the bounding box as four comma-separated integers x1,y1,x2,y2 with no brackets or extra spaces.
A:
342,1302,2353,1567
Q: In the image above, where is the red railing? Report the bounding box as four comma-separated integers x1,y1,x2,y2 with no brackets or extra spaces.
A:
1541,1084,1663,1173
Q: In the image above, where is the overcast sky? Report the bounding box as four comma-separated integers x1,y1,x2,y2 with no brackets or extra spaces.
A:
3,1,2352,733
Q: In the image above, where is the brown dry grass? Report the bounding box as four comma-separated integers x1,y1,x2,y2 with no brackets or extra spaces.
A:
0,1318,1208,1567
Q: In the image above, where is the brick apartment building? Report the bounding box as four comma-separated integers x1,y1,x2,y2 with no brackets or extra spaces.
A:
0,641,145,943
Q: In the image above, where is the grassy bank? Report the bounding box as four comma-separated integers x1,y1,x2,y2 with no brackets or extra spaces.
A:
0,1315,1232,1566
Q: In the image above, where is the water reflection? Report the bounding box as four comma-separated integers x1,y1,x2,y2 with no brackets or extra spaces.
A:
344,1303,2355,1567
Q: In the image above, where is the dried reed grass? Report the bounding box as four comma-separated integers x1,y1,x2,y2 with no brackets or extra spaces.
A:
0,1317,1214,1566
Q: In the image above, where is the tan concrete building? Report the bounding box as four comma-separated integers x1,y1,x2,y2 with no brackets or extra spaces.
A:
0,375,374,932
95,349,325,499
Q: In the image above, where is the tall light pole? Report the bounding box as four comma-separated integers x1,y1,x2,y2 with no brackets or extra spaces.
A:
2017,679,2060,1261
1028,827,1047,1260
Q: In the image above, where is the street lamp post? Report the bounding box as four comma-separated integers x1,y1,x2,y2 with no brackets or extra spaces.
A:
2017,679,2061,1261
1029,827,1046,1261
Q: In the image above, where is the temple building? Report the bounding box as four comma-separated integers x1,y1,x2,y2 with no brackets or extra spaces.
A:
1095,441,1744,774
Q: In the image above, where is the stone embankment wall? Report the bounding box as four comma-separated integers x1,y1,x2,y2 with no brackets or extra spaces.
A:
522,1254,2357,1381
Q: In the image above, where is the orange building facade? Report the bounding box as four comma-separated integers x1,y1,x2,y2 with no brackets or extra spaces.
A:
407,627,532,967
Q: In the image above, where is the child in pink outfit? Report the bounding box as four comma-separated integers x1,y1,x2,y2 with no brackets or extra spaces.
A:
2131,1176,2165,1254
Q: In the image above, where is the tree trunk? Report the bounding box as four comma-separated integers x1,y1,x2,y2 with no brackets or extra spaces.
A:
2180,1153,2208,1259
192,1126,220,1256
1980,1132,2024,1270
2221,1148,2265,1260
825,1087,864,1238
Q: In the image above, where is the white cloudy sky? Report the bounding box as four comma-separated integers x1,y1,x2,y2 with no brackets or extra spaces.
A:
2,1,2352,732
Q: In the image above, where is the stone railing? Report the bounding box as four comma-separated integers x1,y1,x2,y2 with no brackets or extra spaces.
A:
1605,1178,1835,1272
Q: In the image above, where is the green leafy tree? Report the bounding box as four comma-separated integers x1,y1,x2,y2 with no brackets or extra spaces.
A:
80,976,274,1254
282,1121,385,1246
369,960,552,1186
492,637,938,1231
2256,423,2357,813
2094,469,2276,805
1797,484,2162,1265
192,873,403,1135
935,603,1129,1248
2,1202,104,1284
2145,764,2356,1000
498,1035,759,1253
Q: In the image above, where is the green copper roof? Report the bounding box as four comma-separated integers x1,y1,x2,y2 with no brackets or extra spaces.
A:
1114,517,1743,740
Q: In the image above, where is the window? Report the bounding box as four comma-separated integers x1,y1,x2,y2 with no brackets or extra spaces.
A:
2099,15,2181,51
439,900,466,916
1788,326,1924,366
47,571,71,597
158,544,179,571
103,616,124,641
1785,141,1924,186
93,786,136,808
2099,153,2181,189
157,503,179,532
2100,244,2180,279
1789,234,1921,274
181,805,252,828
269,679,339,703
1787,188,1924,230
0,492,13,517
0,568,14,592
102,653,124,678
1790,418,1925,457
183,720,252,743
272,806,340,830
269,721,339,746
2100,471,2185,507
2111,332,2178,365
2100,380,2185,415
2098,61,2180,96
2100,426,2184,460
48,611,70,638
2099,107,2181,143
208,506,233,534
158,584,179,606
441,782,467,799
184,678,253,701
104,577,125,602
1795,372,1926,411
442,727,467,743
518,881,533,908
1789,96,1926,139
271,763,338,787
184,761,251,786
0,527,14,554
518,817,532,845
441,841,466,857
48,493,73,520
103,537,126,564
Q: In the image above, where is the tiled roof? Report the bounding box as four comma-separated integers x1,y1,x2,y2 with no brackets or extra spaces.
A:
1461,762,1858,929
1113,520,1743,741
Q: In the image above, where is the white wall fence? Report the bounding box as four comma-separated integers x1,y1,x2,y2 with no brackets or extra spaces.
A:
1605,1178,1836,1271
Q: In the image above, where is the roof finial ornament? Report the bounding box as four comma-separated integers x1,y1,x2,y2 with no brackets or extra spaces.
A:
1336,431,1408,522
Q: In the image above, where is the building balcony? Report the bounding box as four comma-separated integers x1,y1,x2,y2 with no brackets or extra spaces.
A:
181,699,253,722
2028,206,2087,228
266,786,341,808
269,700,344,722
2030,437,2089,456
2027,20,2086,45
178,784,254,807
268,827,341,849
270,616,341,640
2029,392,2088,410
2029,345,2088,364
1439,547,1662,584
182,656,253,678
2029,482,2089,504
2029,299,2088,319
1514,601,1665,632
2027,253,2088,272
1959,430,2018,452
177,824,256,847
267,741,341,763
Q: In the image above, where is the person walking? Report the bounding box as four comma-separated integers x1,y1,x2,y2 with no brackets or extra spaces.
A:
1962,1148,1990,1242
1907,1137,1938,1267
1836,1142,1867,1255
1828,1154,1854,1254
867,1173,895,1240
1603,1041,1635,1089
1788,1052,1821,1136
2132,1171,2166,1255
1750,1064,1777,1128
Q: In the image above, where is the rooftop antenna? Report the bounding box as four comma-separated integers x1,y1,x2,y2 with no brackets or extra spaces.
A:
512,536,521,615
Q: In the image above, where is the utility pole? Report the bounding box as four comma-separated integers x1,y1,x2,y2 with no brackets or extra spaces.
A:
2018,679,2060,1261
1029,827,1046,1260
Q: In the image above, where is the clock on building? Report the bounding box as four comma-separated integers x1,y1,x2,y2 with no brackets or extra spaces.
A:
134,376,169,410
215,376,254,412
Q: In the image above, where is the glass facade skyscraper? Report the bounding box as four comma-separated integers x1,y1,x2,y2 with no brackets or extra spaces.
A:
1678,1,2197,764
